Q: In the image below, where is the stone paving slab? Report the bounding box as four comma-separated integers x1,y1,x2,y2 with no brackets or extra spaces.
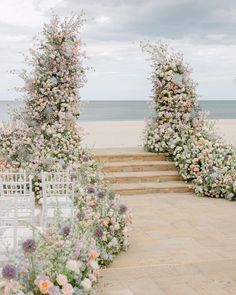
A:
97,193,236,294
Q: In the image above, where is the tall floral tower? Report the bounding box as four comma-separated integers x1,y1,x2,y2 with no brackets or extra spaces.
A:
142,43,236,199
0,14,87,195
142,42,206,154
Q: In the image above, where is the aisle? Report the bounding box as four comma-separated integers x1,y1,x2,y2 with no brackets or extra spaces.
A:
97,193,236,294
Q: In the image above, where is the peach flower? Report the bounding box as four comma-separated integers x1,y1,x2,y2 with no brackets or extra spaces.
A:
89,249,99,260
38,279,53,294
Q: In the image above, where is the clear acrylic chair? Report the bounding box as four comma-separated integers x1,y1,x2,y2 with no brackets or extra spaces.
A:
40,171,75,229
0,172,35,265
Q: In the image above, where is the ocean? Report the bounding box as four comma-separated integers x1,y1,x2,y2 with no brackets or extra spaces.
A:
0,100,235,122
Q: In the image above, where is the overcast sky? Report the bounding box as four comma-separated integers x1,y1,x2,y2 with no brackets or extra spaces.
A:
0,0,236,101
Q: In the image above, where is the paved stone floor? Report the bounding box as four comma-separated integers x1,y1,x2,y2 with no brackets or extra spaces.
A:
97,193,236,295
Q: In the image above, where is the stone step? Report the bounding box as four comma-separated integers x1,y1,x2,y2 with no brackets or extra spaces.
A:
111,181,192,195
93,148,167,162
104,171,182,184
103,160,176,173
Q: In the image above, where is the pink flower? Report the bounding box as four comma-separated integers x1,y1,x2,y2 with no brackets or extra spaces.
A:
62,283,74,295
56,274,68,286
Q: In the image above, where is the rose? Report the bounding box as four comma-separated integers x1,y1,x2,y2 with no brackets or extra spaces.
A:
62,283,74,295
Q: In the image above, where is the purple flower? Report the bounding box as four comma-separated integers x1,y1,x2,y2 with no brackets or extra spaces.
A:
82,154,89,162
61,226,71,236
93,227,103,240
76,211,85,221
87,186,95,194
119,204,128,214
22,239,36,254
96,191,104,199
208,165,214,173
73,240,84,258
2,264,17,280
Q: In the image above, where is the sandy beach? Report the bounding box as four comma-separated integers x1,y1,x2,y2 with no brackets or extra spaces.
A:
80,119,236,149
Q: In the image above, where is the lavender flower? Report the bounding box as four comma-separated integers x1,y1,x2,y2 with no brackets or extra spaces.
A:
82,154,89,162
93,227,103,240
208,165,214,173
2,264,17,280
96,191,104,199
22,239,36,254
61,226,71,236
76,211,85,221
119,204,128,214
87,186,95,194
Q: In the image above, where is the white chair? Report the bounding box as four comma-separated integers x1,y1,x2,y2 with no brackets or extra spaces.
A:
40,171,75,229
0,172,32,197
0,172,35,265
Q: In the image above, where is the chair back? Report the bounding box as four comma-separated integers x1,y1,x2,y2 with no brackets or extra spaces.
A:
41,171,75,229
0,172,35,265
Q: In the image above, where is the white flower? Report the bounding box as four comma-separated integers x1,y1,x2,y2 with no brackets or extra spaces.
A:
90,260,99,270
50,76,58,85
66,260,81,273
81,278,92,291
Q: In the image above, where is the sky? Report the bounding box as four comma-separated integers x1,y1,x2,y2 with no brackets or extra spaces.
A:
0,0,236,101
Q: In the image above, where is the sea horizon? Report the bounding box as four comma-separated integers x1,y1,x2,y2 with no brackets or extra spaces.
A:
0,99,235,121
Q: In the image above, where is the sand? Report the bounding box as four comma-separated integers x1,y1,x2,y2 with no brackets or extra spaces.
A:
80,119,236,149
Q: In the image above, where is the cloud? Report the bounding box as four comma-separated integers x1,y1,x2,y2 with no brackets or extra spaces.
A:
95,16,111,24
0,0,236,101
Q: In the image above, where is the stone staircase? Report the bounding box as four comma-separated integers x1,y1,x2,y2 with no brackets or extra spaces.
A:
93,148,191,195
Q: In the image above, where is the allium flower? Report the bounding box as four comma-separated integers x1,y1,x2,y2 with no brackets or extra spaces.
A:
82,154,89,162
87,186,95,194
60,226,71,237
119,204,128,214
22,239,36,254
2,264,17,280
93,227,103,240
76,211,85,221
96,191,104,199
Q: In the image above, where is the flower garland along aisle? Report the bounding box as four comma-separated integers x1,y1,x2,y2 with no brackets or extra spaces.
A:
142,42,236,200
0,14,131,294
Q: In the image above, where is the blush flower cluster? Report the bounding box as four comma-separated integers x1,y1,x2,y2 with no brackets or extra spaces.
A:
0,14,131,295
143,42,236,200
